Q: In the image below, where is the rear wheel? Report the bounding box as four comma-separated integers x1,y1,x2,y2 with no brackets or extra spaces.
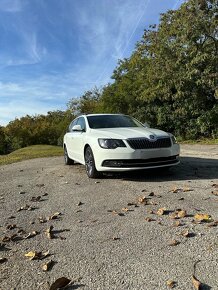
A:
84,146,101,178
64,146,74,165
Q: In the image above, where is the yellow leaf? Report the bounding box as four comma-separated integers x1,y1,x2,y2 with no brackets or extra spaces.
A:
194,213,212,222
192,275,201,290
166,280,176,288
157,207,167,215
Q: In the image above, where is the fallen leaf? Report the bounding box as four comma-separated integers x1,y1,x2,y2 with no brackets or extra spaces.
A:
145,217,155,222
157,207,167,215
169,240,180,246
25,251,40,260
212,183,218,188
166,280,176,288
30,196,41,202
38,217,47,223
25,250,49,260
173,221,183,227
112,236,120,240
194,213,212,222
48,212,61,220
6,224,17,230
122,207,129,212
24,231,38,239
181,229,191,237
138,196,148,204
42,260,53,271
112,210,124,216
49,277,71,290
192,275,202,289
45,226,54,239
177,210,187,218
211,191,218,196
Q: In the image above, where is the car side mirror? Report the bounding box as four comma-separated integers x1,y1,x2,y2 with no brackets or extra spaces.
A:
143,122,150,128
72,124,83,131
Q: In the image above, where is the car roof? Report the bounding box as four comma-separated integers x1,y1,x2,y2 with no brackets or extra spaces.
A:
84,113,125,117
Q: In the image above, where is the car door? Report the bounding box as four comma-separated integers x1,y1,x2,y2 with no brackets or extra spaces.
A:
66,117,86,163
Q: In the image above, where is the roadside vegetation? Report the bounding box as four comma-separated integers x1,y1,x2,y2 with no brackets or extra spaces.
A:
0,145,63,165
0,0,217,157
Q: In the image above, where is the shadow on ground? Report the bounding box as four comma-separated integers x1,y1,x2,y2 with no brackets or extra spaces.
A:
102,156,218,182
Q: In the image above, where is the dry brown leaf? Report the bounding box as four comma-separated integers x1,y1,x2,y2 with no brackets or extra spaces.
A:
212,183,218,188
181,229,190,238
177,210,187,218
48,212,61,220
49,277,71,290
42,260,53,271
6,224,16,230
30,196,41,202
173,221,182,227
169,212,179,219
24,231,38,239
122,207,129,212
157,207,167,215
138,196,148,204
166,280,176,288
169,240,180,246
192,275,202,290
25,250,49,260
25,251,40,260
194,213,212,222
145,217,155,222
45,226,54,239
211,190,218,196
112,236,120,240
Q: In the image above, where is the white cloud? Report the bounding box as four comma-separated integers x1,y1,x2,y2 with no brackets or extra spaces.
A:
0,0,24,12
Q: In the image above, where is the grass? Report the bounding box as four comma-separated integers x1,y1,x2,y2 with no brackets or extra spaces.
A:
0,145,63,166
179,138,218,145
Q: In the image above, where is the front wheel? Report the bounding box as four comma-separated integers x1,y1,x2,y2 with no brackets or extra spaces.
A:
84,146,101,178
64,146,74,165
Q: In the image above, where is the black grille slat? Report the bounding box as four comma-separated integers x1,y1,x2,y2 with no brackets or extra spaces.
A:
127,137,171,149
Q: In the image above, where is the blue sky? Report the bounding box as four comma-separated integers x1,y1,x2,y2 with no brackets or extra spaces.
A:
0,0,185,126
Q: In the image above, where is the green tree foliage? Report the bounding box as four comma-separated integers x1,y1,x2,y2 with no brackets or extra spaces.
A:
100,0,218,139
2,110,73,154
67,87,103,115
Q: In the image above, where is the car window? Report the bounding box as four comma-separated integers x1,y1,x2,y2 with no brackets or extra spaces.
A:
77,117,86,131
87,115,143,129
68,119,78,132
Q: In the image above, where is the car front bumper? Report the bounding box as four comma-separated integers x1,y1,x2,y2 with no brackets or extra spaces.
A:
93,144,180,172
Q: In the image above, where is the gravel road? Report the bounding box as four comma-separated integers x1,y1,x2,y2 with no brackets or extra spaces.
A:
0,145,218,290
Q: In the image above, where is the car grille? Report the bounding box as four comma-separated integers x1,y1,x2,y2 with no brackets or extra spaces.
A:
102,155,179,168
127,137,171,149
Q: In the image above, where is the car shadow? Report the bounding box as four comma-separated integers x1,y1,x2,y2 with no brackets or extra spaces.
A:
103,156,218,181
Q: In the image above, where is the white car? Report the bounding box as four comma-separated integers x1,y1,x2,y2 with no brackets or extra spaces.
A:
63,114,180,178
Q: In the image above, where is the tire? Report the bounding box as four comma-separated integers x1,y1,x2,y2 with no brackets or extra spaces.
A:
84,146,101,178
64,146,74,165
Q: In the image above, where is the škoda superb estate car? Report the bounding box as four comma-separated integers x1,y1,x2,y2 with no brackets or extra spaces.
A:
63,114,180,178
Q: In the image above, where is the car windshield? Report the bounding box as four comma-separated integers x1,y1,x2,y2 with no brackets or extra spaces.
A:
87,115,144,129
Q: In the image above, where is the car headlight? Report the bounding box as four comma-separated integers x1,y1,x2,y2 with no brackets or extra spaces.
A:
98,138,126,149
171,135,177,144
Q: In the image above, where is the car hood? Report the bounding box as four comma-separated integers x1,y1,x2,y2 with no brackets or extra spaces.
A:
90,127,169,139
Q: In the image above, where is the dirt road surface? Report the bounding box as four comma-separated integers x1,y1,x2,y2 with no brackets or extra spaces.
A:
0,145,218,290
